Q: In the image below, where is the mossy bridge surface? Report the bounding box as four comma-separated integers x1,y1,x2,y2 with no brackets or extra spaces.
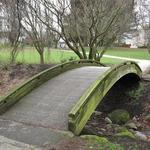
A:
0,60,142,148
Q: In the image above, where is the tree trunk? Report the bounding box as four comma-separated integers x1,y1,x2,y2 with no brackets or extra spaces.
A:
40,52,44,64
54,41,58,49
10,52,16,63
10,45,18,63
89,47,95,60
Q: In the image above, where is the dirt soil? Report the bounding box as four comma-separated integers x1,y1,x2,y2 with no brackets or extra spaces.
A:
45,138,88,150
0,63,54,97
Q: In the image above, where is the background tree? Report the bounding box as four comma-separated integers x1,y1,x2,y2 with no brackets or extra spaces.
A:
138,0,150,52
29,0,135,61
21,0,48,64
0,1,8,46
3,0,22,63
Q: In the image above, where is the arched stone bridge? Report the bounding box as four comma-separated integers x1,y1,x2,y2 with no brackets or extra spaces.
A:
0,60,142,148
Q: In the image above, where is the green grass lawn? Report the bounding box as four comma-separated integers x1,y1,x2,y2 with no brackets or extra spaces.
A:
0,48,77,64
105,48,150,60
84,47,150,60
0,47,149,65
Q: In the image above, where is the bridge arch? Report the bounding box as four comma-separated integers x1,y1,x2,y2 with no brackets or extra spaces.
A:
68,61,142,135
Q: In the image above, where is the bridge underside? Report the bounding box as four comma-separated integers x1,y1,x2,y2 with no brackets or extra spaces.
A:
0,61,142,147
97,73,141,114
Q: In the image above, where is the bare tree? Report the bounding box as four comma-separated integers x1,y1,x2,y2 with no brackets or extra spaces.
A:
138,0,150,53
0,1,8,46
21,0,48,64
44,8,61,49
28,0,135,61
3,0,22,63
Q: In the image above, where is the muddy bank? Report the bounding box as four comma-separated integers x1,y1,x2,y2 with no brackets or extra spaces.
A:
82,76,150,149
0,63,54,96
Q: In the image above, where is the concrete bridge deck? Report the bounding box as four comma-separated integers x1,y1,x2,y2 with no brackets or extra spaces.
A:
0,66,108,147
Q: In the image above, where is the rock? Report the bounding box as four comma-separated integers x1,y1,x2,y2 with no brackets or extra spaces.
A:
133,116,137,121
105,117,112,124
100,128,106,132
135,122,142,129
81,126,97,135
97,131,103,135
135,131,147,141
145,114,150,122
106,124,112,129
108,109,130,125
142,130,150,142
94,111,102,116
114,129,135,139
115,126,128,133
108,124,120,130
125,122,137,130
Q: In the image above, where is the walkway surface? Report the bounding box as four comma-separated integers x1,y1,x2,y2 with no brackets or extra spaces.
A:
55,49,150,73
103,55,150,73
0,66,109,148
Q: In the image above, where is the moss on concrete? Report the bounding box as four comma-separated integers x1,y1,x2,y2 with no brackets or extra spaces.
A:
81,135,124,150
81,135,109,143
